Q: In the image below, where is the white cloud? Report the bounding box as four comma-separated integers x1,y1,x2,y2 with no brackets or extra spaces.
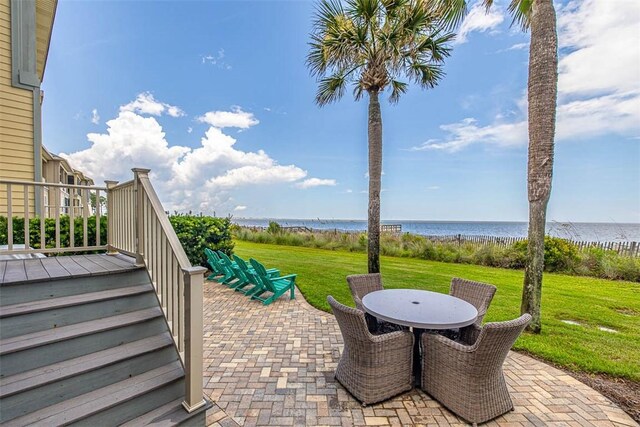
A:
345,189,353,193
234,205,247,211
120,92,185,117
556,0,639,97
197,106,259,129
411,118,527,152
509,42,528,50
427,186,440,190
455,2,504,44
61,94,321,214
187,127,193,133
501,42,528,52
91,109,100,124
416,0,640,152
63,111,188,182
208,164,306,189
295,178,337,189
166,106,184,118
201,49,231,70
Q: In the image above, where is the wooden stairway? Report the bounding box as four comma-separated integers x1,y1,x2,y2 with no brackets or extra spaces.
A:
0,265,208,426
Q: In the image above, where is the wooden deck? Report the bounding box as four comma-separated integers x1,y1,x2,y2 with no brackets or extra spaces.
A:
0,254,139,284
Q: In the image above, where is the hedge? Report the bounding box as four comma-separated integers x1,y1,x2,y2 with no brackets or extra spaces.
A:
168,214,234,267
0,215,107,249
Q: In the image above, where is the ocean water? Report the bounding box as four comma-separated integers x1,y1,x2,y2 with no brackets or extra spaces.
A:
233,219,640,242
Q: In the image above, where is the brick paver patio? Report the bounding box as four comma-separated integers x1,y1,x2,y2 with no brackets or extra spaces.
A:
202,282,638,427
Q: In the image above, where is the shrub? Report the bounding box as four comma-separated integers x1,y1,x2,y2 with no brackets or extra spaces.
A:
0,215,107,250
267,221,282,235
168,214,234,267
582,247,606,276
544,236,580,272
595,251,640,282
513,236,580,273
472,245,498,266
502,245,527,269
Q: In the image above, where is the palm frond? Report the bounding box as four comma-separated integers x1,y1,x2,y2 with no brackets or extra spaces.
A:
401,1,430,34
409,62,445,88
307,36,329,76
389,80,408,103
347,0,381,21
415,31,455,62
432,0,468,30
316,74,349,106
312,0,345,32
353,82,366,101
381,0,409,19
308,0,368,78
508,0,533,30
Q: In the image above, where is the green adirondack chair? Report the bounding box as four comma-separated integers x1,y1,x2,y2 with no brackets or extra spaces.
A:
217,251,251,289
249,258,296,305
232,256,262,294
204,248,227,282
207,250,236,285
231,256,271,293
234,256,282,296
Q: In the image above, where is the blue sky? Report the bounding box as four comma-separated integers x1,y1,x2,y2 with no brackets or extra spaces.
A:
41,0,640,222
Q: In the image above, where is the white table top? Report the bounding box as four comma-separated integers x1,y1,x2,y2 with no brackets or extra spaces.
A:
362,289,478,329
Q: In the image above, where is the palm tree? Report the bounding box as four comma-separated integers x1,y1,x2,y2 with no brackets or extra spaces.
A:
307,0,454,273
436,0,558,333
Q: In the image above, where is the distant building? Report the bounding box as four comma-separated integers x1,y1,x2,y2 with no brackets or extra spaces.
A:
42,145,94,217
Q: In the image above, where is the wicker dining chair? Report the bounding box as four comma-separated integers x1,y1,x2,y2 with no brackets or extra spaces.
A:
421,314,531,426
327,296,414,406
443,278,497,343
346,274,407,333
346,273,383,312
450,278,497,325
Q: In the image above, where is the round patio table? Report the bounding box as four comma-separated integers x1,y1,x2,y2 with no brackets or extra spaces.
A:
362,289,478,385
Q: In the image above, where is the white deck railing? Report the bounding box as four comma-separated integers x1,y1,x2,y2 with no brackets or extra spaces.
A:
0,179,105,254
0,169,206,413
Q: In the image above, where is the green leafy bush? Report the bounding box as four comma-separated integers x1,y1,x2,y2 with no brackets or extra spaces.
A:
514,236,580,273
267,221,282,235
168,214,234,267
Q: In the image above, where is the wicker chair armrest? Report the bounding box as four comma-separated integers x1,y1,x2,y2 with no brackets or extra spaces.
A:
353,295,364,312
423,332,476,353
459,323,482,345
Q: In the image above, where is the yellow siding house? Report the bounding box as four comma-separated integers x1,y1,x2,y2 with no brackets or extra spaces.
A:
0,0,57,216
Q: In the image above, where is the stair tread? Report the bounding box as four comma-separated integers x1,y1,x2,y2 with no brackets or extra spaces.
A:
0,284,154,318
3,361,184,427
0,306,163,355
120,398,208,427
0,255,141,286
0,332,175,398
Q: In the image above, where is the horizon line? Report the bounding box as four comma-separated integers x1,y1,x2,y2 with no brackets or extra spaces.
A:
230,217,640,225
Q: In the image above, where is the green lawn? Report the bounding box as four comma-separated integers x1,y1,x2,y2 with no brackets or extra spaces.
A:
234,240,640,382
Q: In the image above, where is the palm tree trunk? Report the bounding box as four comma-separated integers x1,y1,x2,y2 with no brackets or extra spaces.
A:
367,90,383,273
521,0,558,333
